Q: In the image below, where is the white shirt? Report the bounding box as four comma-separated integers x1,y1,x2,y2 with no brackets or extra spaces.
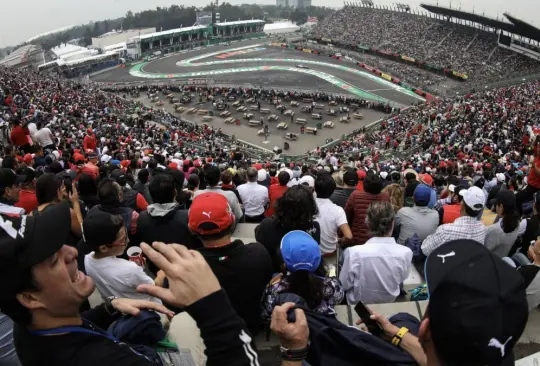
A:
237,181,268,217
315,198,348,254
339,237,413,305
34,128,54,147
84,253,161,304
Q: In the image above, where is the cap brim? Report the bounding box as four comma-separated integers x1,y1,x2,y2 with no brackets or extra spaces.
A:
26,202,71,268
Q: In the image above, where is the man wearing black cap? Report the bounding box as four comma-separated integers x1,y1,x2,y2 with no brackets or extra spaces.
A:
0,202,260,366
273,239,529,366
0,168,25,216
330,168,358,208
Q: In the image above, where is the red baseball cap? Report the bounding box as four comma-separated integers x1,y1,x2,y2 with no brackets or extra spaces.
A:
419,173,433,187
357,170,367,180
23,154,33,164
168,162,178,170
73,153,85,163
183,159,190,166
87,128,93,134
188,193,234,235
194,160,201,167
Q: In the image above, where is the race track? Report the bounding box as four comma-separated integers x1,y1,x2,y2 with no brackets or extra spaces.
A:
91,39,422,154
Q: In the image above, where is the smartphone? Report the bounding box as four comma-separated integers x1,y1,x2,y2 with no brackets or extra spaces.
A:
63,176,73,195
354,302,383,337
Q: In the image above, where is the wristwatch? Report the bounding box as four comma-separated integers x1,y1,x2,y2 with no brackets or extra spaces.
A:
104,296,119,316
280,344,309,361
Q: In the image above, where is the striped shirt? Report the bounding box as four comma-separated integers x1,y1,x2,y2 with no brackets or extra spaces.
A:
422,216,486,256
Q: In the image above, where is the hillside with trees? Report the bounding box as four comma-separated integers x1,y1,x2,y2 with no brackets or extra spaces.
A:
18,3,334,52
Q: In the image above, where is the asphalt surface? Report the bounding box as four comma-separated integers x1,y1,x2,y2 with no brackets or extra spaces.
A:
130,92,388,155
92,39,420,106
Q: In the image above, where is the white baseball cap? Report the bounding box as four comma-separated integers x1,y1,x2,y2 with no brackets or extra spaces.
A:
496,173,506,182
459,186,485,211
299,175,315,188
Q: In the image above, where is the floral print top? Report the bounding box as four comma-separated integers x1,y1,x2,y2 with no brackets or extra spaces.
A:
261,273,345,322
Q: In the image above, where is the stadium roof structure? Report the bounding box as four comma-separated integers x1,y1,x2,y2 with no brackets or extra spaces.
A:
0,44,41,67
138,25,207,40
215,19,265,27
420,3,540,42
503,13,540,42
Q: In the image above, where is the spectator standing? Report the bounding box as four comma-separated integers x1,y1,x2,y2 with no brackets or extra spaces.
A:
9,120,30,154
220,170,242,205
520,238,540,310
340,201,412,304
132,169,153,205
517,145,540,213
484,190,521,258
264,170,289,217
193,165,243,220
381,182,404,213
83,128,97,153
14,168,38,214
261,230,344,322
395,184,439,245
77,174,99,210
355,169,366,191
256,185,321,272
345,173,389,245
422,186,486,256
189,192,273,335
330,168,357,208
515,192,540,255
403,171,419,206
315,174,352,255
33,122,55,151
237,167,268,223
83,212,162,303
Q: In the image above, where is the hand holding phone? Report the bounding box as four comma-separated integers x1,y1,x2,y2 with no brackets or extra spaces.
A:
354,302,384,337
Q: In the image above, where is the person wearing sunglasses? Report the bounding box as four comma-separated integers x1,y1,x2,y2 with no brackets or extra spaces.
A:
82,211,163,304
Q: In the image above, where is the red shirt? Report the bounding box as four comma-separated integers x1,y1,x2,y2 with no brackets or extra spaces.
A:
83,134,97,152
15,190,38,214
10,126,29,147
265,184,288,217
81,162,99,180
529,155,540,189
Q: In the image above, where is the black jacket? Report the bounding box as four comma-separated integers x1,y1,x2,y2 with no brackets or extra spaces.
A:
136,206,202,274
14,290,259,366
255,217,321,272
122,187,139,212
330,188,355,209
198,240,273,336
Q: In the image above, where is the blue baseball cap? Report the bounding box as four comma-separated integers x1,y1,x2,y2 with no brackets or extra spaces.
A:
280,230,321,273
414,184,432,205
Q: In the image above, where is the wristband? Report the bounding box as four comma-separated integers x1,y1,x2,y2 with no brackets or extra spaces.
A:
104,296,119,316
391,327,409,347
280,345,309,361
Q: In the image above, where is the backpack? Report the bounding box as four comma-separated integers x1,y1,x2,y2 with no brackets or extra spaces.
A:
274,293,418,366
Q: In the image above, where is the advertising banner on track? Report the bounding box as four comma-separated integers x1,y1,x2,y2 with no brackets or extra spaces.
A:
452,71,469,80
401,55,416,63
380,72,392,81
303,48,312,53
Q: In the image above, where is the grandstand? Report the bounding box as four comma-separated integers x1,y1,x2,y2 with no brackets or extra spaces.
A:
315,3,540,92
0,44,43,69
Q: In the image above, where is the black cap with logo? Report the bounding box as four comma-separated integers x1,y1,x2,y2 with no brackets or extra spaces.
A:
425,239,528,365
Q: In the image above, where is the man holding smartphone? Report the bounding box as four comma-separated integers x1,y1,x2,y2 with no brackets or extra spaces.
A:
271,239,528,366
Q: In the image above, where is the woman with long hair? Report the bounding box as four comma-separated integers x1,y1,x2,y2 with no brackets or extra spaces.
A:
261,231,343,322
485,190,521,258
382,183,404,213
255,185,320,272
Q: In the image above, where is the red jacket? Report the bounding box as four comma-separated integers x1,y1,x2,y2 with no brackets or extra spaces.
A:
15,190,38,214
265,184,288,217
345,191,389,245
83,134,97,152
10,126,29,147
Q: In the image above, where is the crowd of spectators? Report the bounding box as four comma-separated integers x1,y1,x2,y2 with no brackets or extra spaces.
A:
1,57,540,366
314,6,540,87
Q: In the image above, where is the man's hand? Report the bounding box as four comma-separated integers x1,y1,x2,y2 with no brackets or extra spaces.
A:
69,182,79,205
110,298,175,320
136,242,221,307
356,310,399,340
270,303,309,350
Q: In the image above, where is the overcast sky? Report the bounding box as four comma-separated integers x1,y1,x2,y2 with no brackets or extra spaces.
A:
1,0,539,47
